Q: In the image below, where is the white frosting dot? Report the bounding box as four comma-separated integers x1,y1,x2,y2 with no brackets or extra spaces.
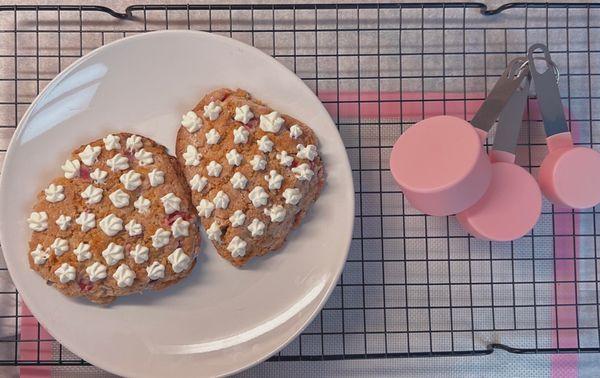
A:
183,145,202,166
90,168,108,184
196,199,215,218
296,144,318,161
102,242,124,266
130,244,149,264
264,205,287,223
203,101,222,121
289,124,303,139
81,184,103,205
168,248,191,273
205,129,221,145
152,228,171,249
171,217,190,238
229,210,246,227
50,238,69,256
99,213,123,236
189,174,208,192
227,236,247,258
234,105,254,124
259,111,285,133
206,161,223,177
283,188,303,205
30,244,49,265
213,190,230,209
44,183,65,203
55,214,72,231
233,126,249,144
78,144,101,166
264,170,284,191
161,193,181,215
148,169,165,187
113,264,135,288
249,186,269,208
103,134,121,150
73,242,92,262
134,148,154,166
257,135,274,153
120,170,142,191
27,211,48,232
276,151,294,167
146,261,165,280
86,262,107,282
134,195,151,214
247,218,266,237
125,219,143,236
292,163,314,181
54,263,76,283
106,153,129,172
75,211,95,232
61,159,80,179
109,189,130,208
126,134,143,152
225,149,243,166
206,222,222,242
181,111,202,133
230,172,248,190
250,155,267,171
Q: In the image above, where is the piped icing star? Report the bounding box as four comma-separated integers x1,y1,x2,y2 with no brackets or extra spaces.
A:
183,145,202,166
103,134,121,150
181,111,202,133
203,101,222,121
259,111,284,133
44,184,65,203
234,105,254,124
78,144,101,166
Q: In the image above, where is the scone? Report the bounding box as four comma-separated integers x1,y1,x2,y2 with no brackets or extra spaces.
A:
27,133,200,304
175,88,325,267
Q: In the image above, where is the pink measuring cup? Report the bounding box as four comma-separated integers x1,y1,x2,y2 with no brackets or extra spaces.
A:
529,44,600,209
457,77,542,241
390,58,529,216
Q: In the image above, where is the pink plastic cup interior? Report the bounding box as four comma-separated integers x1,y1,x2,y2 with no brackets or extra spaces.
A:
456,152,542,241
539,133,600,209
389,115,491,216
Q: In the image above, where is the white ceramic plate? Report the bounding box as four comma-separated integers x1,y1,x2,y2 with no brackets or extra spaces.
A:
0,30,353,377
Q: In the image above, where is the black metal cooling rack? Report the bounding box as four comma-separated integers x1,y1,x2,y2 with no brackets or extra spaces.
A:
1,1,600,368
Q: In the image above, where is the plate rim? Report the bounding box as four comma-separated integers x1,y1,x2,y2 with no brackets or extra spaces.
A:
0,29,354,377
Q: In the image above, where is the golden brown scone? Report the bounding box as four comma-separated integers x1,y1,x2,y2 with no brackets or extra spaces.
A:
27,133,200,304
175,88,325,267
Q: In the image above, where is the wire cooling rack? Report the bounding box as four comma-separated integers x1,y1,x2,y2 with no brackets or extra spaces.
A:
1,1,600,367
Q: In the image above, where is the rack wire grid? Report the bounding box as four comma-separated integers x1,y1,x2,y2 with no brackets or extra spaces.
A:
0,1,600,368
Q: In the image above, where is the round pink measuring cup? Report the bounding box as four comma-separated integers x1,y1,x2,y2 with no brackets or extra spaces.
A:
390,58,529,216
529,44,600,209
390,115,491,216
457,79,541,241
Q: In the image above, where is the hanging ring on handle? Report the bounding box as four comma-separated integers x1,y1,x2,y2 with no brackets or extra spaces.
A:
515,56,559,85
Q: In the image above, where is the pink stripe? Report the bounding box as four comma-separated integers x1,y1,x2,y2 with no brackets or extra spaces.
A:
541,99,580,378
19,303,52,377
536,100,579,378
319,90,485,119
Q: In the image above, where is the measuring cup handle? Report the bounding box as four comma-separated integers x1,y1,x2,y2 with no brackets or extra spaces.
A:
470,57,529,134
528,43,569,138
492,77,530,157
